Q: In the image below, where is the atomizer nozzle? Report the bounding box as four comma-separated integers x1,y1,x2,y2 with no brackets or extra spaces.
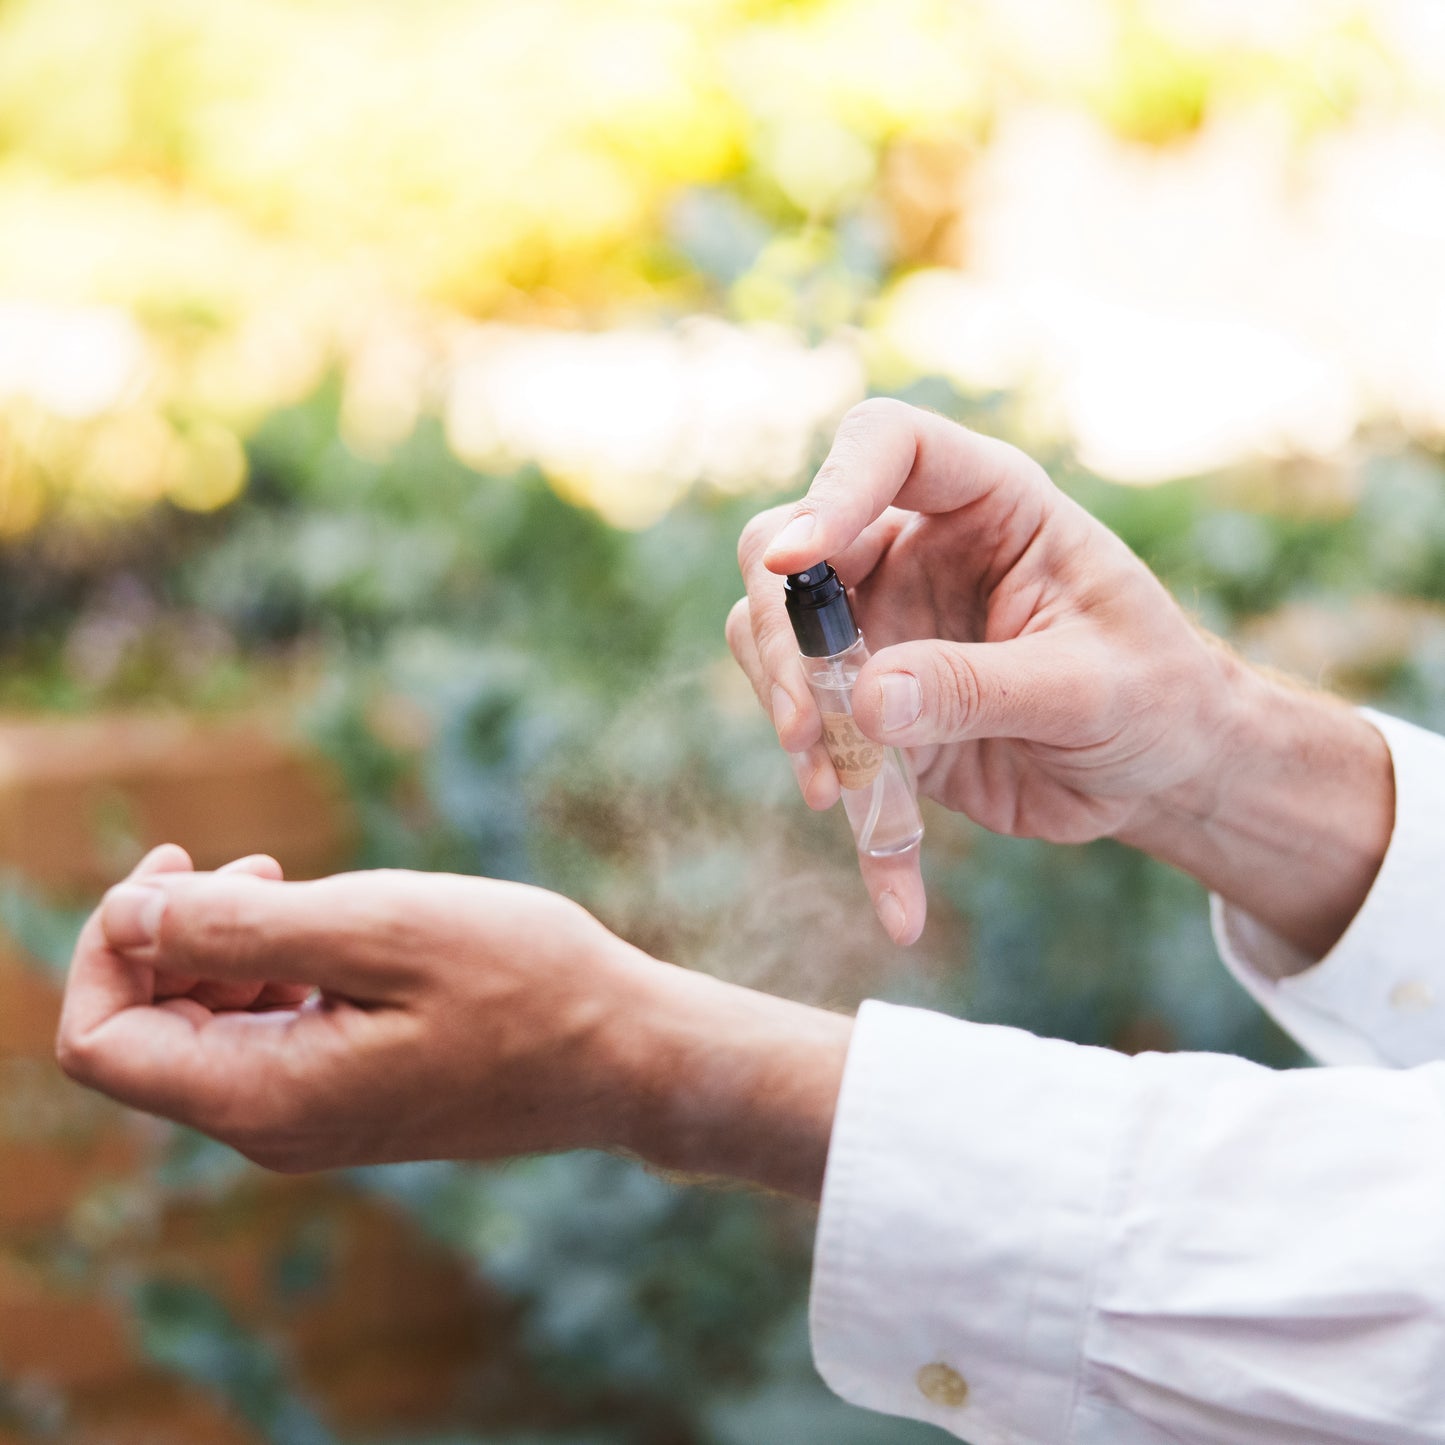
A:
783,563,859,658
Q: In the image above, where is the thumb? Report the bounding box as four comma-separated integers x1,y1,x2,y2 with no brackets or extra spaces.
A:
853,633,1108,749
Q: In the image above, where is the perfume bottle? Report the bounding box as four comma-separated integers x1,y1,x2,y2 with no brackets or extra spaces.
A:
784,563,924,858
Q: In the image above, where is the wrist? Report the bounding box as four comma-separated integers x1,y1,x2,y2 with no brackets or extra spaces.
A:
1121,657,1394,963
604,950,852,1200
1120,643,1277,852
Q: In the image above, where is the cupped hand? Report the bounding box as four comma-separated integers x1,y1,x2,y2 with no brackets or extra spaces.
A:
56,854,852,1194
728,399,1242,945
56,857,659,1172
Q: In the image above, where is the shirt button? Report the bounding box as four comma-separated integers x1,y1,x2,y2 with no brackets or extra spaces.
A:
1390,980,1435,1011
916,1362,969,1408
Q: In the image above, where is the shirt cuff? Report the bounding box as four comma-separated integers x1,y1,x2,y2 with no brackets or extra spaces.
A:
810,999,1134,1444
1213,707,1445,1068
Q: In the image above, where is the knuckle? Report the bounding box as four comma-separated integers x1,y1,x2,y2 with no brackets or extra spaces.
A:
806,452,847,501
343,875,416,948
812,400,911,501
815,426,870,485
981,431,1056,510
935,650,984,732
1012,449,1055,501
841,395,908,433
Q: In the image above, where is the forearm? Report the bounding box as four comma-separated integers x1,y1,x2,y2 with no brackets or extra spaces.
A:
608,952,852,1201
1121,652,1394,967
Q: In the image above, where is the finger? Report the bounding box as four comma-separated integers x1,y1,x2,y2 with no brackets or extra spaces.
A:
61,998,309,1136
726,597,838,810
58,845,198,1042
188,853,288,1009
58,856,322,1122
181,978,273,1012
218,854,285,880
788,748,841,812
852,631,1108,749
155,855,287,1005
132,843,195,880
762,399,1047,574
98,872,405,997
736,511,826,755
858,846,927,947
59,987,221,1119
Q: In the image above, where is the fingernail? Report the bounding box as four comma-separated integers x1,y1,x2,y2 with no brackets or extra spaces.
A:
771,685,797,735
879,672,922,734
104,883,167,951
877,890,907,943
766,512,815,560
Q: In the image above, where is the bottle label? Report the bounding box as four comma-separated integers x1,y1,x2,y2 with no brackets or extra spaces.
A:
820,712,883,790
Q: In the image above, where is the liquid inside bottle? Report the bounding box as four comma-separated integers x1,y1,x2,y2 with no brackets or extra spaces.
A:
803,636,924,858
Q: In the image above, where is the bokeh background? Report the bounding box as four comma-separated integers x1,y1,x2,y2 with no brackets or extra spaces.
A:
3,1,1445,1441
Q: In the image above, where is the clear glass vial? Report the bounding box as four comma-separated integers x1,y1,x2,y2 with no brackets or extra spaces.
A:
784,563,924,859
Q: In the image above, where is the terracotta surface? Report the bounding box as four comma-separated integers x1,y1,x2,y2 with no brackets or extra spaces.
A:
0,714,526,1442
0,712,355,895
0,944,149,1232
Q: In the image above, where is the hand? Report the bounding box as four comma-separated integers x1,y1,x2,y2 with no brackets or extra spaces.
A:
730,399,1391,957
730,399,1237,943
56,850,850,1195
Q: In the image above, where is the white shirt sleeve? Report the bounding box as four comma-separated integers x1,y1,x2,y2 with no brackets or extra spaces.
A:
812,1002,1445,1444
811,708,1445,1442
1213,708,1445,1068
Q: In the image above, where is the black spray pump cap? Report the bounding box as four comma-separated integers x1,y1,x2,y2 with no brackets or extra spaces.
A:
784,562,860,658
